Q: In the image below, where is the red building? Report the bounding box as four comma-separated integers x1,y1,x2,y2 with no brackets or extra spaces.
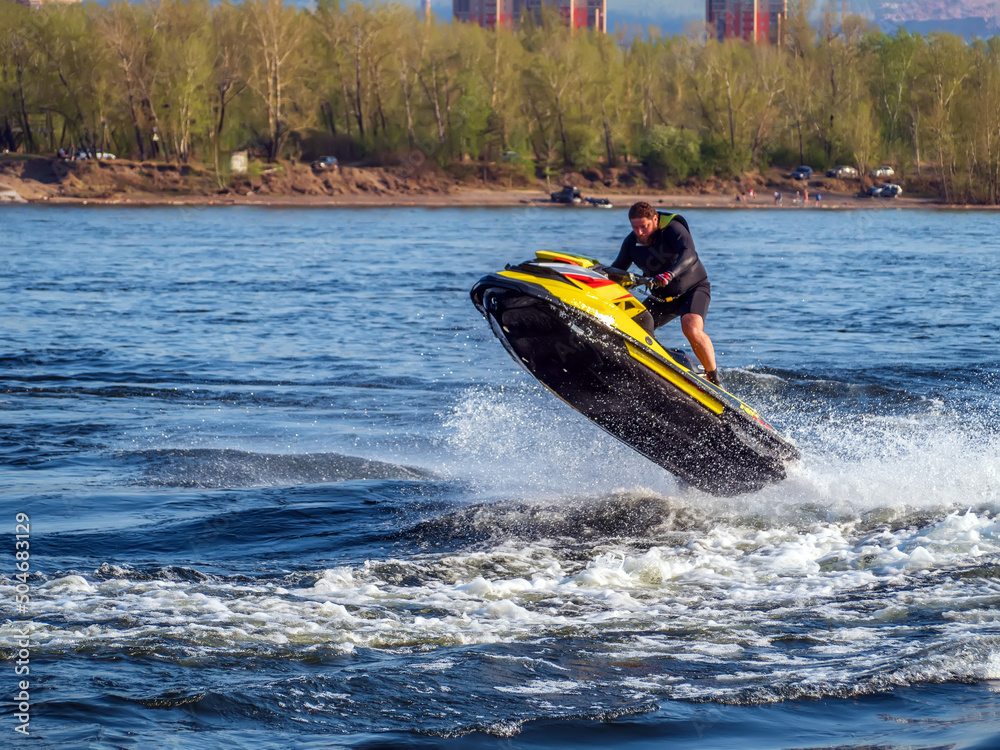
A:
706,0,786,44
453,0,606,32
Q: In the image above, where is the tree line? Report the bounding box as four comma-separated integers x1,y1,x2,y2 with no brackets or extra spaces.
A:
2,0,1000,203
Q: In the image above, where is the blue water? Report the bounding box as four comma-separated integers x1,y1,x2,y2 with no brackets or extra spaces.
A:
2,204,1000,748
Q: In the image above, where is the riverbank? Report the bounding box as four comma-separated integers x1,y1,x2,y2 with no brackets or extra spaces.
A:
0,154,966,209
3,186,950,210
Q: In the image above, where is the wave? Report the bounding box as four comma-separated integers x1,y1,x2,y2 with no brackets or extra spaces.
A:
6,502,998,736
442,373,1000,521
125,448,430,488
406,492,709,547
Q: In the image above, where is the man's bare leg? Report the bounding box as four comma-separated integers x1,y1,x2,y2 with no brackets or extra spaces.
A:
681,313,720,384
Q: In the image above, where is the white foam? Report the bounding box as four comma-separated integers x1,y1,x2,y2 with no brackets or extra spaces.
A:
977,651,1000,680
495,679,579,695
440,382,1000,537
12,507,997,660
40,575,95,594
5,442,999,704
441,385,681,499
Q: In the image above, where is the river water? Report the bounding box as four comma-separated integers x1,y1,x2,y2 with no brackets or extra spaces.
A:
2,204,999,748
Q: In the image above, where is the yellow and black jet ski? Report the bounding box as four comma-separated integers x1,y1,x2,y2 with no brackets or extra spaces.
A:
469,250,799,497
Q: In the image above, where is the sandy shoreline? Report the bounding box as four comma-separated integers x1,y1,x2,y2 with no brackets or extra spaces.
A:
2,155,995,209
12,187,958,210
0,172,986,209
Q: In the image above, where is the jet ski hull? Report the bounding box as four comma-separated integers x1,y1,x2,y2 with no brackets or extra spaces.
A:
471,270,799,496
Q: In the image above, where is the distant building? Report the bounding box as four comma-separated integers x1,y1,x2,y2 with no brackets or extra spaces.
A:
453,0,606,32
15,0,83,7
452,0,510,28
706,0,786,44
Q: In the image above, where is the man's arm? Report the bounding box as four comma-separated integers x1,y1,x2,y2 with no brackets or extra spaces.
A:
660,222,700,279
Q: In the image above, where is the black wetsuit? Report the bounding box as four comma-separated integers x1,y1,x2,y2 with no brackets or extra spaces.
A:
608,214,710,332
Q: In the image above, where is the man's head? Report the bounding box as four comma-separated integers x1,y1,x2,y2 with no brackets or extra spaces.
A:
628,201,659,245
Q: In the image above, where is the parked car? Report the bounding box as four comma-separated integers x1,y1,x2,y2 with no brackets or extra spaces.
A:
790,166,813,180
75,151,116,160
311,155,338,170
826,165,858,178
869,165,895,178
866,182,903,197
550,185,582,204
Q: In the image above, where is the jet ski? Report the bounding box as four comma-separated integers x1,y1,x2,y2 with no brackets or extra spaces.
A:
469,250,799,497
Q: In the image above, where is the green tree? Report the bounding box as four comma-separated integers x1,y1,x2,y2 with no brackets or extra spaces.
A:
210,1,250,155
641,124,700,185
98,1,164,160
869,30,919,151
242,0,309,161
153,0,214,161
840,100,880,185
0,2,40,153
29,5,107,153
689,40,759,172
814,8,873,163
520,19,584,168
954,38,1000,202
745,42,786,167
589,31,627,167
778,40,820,164
784,0,817,57
920,33,970,201
479,27,527,159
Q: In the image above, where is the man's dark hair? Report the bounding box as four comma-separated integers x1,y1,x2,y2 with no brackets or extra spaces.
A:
628,201,658,221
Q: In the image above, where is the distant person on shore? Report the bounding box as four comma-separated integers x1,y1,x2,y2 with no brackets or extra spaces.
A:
601,201,722,386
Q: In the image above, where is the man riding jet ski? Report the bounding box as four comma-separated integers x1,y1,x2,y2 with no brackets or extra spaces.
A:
470,241,799,497
603,201,721,386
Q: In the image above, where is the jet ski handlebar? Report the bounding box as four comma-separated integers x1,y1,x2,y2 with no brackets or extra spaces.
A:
595,265,654,290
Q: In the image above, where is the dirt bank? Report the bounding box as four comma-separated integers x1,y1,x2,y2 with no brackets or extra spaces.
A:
0,155,948,209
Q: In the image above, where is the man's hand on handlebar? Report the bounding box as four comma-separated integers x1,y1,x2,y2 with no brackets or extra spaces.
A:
597,266,658,290
602,266,636,285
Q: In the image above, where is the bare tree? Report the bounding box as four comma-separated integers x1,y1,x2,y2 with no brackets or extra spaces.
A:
243,0,307,161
